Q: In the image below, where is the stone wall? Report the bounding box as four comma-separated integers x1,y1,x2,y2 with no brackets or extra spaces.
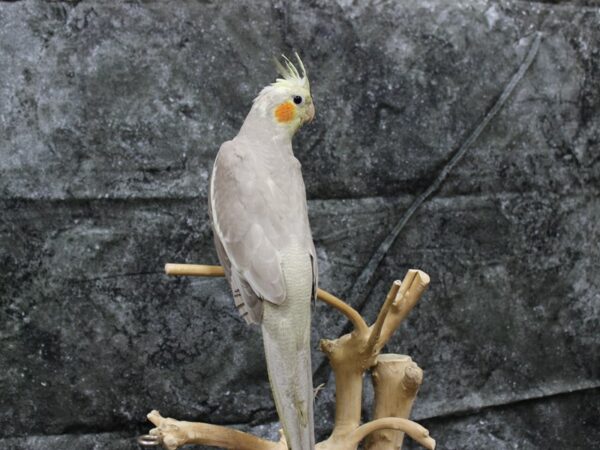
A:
1,1,599,448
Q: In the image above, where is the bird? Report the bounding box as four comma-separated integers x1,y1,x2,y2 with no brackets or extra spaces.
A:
208,54,317,450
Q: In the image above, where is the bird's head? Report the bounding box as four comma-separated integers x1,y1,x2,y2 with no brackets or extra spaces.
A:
252,53,314,136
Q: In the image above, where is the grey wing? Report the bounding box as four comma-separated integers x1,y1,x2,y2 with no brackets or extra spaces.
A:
210,227,263,323
299,175,318,302
208,140,286,324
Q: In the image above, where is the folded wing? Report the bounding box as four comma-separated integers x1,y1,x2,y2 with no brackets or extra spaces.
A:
208,140,287,324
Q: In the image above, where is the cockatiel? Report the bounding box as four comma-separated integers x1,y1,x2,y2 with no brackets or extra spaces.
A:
208,54,317,450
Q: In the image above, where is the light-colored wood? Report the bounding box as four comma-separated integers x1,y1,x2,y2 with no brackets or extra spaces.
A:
377,270,430,349
147,410,286,450
315,288,368,334
366,355,424,450
164,262,369,333
141,263,434,450
317,271,433,450
164,263,225,277
367,280,402,352
351,417,433,450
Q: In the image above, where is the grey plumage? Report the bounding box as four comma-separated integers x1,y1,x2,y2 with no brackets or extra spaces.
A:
208,55,317,449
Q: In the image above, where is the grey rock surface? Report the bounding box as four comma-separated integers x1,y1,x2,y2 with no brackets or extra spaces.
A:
1,0,598,449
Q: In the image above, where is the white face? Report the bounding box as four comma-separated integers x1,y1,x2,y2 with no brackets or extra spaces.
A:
271,87,315,132
251,56,314,136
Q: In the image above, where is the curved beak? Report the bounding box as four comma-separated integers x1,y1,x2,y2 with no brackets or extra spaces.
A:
306,102,315,123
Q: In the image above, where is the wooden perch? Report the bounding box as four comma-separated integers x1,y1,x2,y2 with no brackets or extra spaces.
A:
140,263,434,450
165,264,369,332
367,354,424,450
145,410,286,450
318,270,432,450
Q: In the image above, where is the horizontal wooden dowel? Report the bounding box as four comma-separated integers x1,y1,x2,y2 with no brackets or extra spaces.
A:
163,262,368,332
164,263,225,277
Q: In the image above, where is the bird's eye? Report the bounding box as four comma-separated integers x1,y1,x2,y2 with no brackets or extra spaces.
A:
293,95,303,105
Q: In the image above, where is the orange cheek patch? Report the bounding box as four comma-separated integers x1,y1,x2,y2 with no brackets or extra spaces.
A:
274,101,296,123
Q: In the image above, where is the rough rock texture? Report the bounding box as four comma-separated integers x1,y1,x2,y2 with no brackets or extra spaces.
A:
1,0,599,449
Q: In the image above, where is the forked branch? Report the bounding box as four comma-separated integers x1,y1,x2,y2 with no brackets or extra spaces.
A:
140,263,434,450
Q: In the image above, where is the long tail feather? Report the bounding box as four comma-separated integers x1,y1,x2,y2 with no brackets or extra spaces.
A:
262,319,314,450
261,244,315,450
